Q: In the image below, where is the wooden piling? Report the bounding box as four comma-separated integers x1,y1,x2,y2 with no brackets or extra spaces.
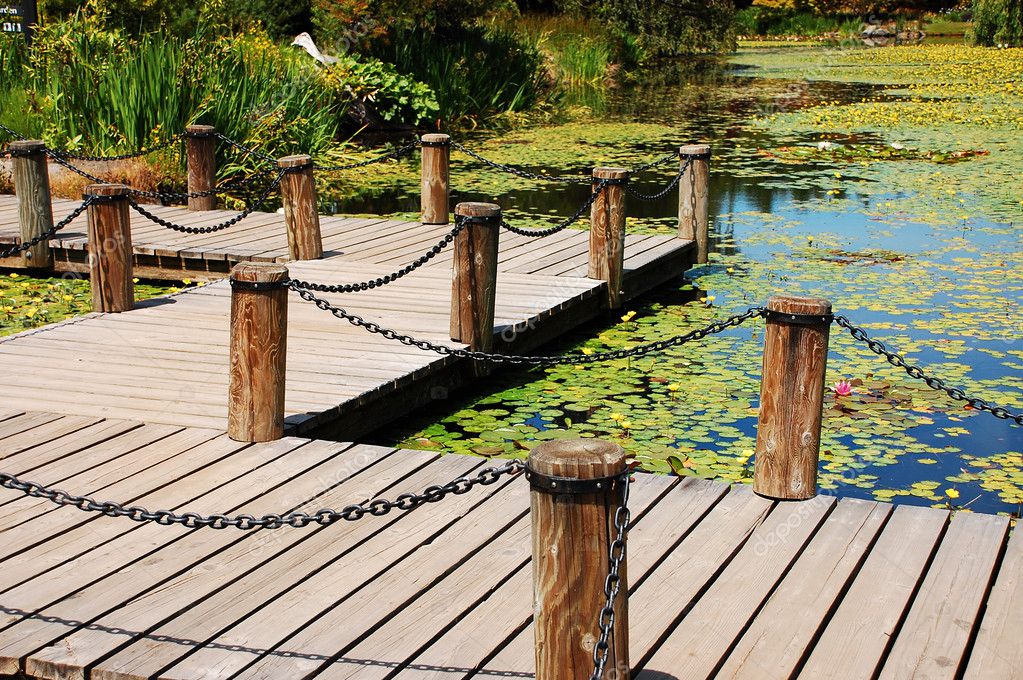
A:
451,202,500,352
421,133,450,225
10,140,54,269
753,295,833,500
589,167,628,310
278,155,323,260
228,262,290,442
84,184,134,313
186,125,217,211
528,438,629,680
678,143,710,264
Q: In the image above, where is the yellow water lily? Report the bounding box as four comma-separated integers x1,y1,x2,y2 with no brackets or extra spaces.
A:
945,488,960,500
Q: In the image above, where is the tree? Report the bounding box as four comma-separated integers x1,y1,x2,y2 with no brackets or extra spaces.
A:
589,0,737,54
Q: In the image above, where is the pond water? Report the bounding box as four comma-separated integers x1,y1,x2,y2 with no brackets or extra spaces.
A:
331,44,1022,517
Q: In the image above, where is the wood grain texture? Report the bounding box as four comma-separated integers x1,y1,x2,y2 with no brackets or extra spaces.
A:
278,154,323,260
228,262,289,442
421,134,450,225
678,143,710,264
529,439,628,680
450,202,500,351
963,527,1023,680
84,184,134,312
754,295,832,500
10,140,53,268
186,125,217,211
588,167,628,309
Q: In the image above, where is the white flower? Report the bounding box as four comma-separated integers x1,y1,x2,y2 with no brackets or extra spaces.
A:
890,142,905,150
817,141,835,151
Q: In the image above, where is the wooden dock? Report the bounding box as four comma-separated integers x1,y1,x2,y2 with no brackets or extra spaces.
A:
0,411,1018,680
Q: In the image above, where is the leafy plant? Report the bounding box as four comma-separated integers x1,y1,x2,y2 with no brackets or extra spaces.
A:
972,0,1023,46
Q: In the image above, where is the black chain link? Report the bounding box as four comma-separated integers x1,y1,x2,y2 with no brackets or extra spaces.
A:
0,198,93,259
625,156,691,202
629,149,680,174
128,170,285,234
592,472,630,680
834,315,1023,426
45,135,183,162
0,122,26,141
451,141,592,184
288,284,765,365
213,131,278,167
288,220,465,293
0,460,524,529
500,180,610,238
313,139,420,172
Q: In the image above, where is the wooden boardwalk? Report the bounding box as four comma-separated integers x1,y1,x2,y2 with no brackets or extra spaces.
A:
0,195,689,282
0,411,1018,680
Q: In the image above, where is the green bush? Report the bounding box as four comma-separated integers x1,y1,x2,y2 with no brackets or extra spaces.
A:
734,7,860,36
973,0,1023,45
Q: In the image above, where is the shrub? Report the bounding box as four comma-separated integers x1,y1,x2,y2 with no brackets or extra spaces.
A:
973,0,1023,45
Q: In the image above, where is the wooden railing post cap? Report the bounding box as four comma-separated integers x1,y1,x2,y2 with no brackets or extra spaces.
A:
9,139,46,153
186,124,215,134
593,166,629,179
278,154,313,169
422,133,450,143
230,262,290,284
766,294,832,315
528,438,627,478
84,184,130,198
680,143,711,156
454,202,501,218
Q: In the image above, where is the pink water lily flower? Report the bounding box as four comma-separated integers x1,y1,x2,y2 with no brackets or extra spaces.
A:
832,380,853,397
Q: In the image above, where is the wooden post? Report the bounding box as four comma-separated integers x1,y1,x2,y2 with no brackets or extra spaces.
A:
589,167,628,310
84,184,134,313
278,154,323,260
753,295,833,500
228,262,289,443
421,133,450,225
451,202,500,352
528,439,629,680
186,124,217,211
10,140,54,269
678,143,710,265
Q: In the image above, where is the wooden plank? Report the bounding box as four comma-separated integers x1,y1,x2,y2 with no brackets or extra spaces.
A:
877,511,1010,680
963,527,1023,680
638,494,835,678
797,504,949,679
0,418,145,478
717,499,892,680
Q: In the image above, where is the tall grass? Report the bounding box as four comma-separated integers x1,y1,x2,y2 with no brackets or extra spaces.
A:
374,26,549,125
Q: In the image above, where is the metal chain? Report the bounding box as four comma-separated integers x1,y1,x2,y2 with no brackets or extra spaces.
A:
313,139,420,172
288,284,766,365
451,141,592,184
0,122,26,141
500,181,610,238
45,135,183,162
629,149,680,174
288,220,466,293
592,472,631,680
213,131,278,167
625,157,691,202
0,459,524,529
128,171,285,234
0,198,93,259
834,315,1023,425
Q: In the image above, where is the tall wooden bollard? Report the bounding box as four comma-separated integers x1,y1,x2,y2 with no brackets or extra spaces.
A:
421,133,450,225
186,125,217,211
451,202,500,352
753,295,833,500
528,439,629,680
589,167,628,310
678,143,710,265
228,262,289,442
84,184,134,312
278,155,323,260
10,140,54,268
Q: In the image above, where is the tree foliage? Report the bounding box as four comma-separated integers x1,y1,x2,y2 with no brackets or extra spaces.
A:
973,0,1023,44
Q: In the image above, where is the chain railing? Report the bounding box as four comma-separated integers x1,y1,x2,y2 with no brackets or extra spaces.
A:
591,471,631,680
313,139,420,172
499,180,613,238
0,459,524,529
287,284,766,365
835,315,1023,425
44,135,184,163
625,156,691,201
451,141,593,184
127,170,285,234
0,197,94,259
288,220,466,294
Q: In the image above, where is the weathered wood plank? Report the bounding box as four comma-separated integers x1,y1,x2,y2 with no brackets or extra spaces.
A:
963,527,1023,680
